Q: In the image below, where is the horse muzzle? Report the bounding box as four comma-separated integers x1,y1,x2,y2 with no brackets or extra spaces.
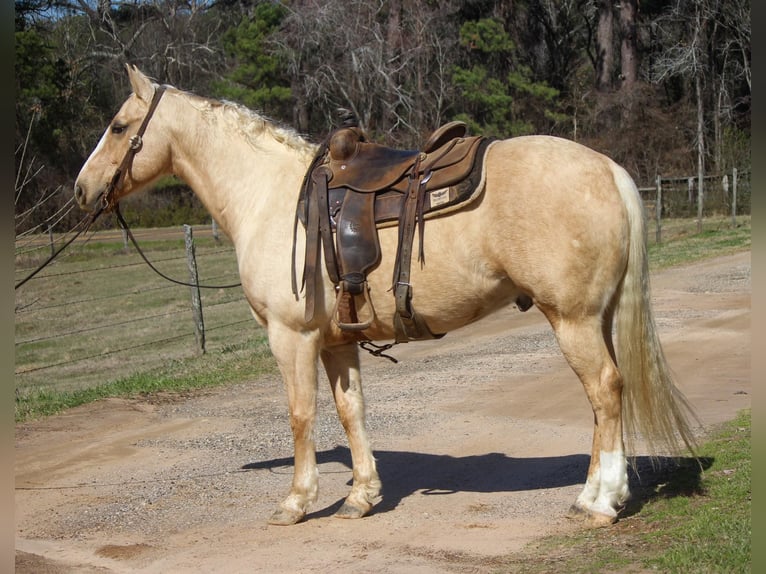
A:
73,183,96,212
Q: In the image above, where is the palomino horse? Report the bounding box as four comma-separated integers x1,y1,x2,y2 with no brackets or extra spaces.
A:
75,65,696,527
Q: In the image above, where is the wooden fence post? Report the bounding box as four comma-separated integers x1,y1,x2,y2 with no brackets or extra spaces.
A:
655,174,662,244
184,225,206,355
122,228,130,253
48,226,55,257
731,167,738,227
696,172,704,233
212,218,220,243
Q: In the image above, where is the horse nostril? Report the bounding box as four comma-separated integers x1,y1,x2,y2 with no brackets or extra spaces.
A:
74,185,83,203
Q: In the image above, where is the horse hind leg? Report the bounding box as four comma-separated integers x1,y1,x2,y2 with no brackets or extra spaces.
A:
321,343,381,519
549,313,630,526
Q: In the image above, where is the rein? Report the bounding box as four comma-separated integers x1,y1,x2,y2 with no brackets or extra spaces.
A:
14,210,103,290
114,204,242,290
16,83,241,291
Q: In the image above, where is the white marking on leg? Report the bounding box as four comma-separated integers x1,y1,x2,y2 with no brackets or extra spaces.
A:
592,450,629,516
575,468,600,509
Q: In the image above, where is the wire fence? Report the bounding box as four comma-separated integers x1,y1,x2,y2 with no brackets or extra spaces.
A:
14,223,259,394
638,168,751,242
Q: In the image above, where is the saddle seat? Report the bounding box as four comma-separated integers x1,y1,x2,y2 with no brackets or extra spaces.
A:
325,121,474,194
294,118,491,346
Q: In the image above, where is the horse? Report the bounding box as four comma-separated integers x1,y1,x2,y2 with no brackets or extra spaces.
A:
74,64,697,528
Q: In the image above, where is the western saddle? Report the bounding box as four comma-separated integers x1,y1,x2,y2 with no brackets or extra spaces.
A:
293,113,492,346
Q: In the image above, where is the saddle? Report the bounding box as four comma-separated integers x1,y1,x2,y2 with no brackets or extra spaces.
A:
294,115,492,343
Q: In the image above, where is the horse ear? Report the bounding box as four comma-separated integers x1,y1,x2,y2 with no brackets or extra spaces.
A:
125,63,155,103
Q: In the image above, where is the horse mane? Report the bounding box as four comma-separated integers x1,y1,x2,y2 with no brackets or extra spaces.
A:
173,88,318,159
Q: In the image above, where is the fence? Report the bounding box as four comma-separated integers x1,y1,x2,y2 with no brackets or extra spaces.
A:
638,168,751,243
14,223,257,394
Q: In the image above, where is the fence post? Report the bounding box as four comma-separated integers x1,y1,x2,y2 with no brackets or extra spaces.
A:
688,177,694,205
48,226,55,257
655,174,662,244
122,228,130,253
731,167,738,227
212,218,220,243
184,225,206,355
697,173,704,233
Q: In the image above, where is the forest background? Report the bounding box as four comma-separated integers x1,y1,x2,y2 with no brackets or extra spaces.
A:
14,0,751,233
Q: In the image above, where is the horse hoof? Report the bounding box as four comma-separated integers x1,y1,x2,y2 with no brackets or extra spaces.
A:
566,504,588,519
268,507,305,526
566,504,617,527
585,511,618,527
334,502,369,519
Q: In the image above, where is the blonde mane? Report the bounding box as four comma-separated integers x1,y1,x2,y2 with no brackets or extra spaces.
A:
174,88,318,160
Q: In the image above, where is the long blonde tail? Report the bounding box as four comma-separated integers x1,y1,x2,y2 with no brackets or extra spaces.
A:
612,165,699,456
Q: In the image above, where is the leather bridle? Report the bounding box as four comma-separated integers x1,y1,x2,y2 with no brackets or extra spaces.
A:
16,87,167,290
17,83,240,291
104,84,241,290
100,85,167,214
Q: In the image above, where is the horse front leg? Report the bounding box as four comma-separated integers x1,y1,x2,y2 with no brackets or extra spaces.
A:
321,343,381,519
267,323,322,526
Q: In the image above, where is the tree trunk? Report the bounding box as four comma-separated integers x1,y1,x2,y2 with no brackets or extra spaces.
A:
596,0,615,91
696,72,705,232
619,0,639,90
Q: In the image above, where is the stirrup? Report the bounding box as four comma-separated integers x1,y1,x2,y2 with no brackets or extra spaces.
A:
333,281,377,331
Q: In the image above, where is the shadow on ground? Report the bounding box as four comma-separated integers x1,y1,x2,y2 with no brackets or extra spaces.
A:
243,446,712,519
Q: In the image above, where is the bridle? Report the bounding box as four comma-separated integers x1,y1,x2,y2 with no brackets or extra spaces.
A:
16,84,240,291
100,84,167,214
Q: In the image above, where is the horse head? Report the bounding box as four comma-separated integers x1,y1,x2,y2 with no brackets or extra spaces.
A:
74,64,173,212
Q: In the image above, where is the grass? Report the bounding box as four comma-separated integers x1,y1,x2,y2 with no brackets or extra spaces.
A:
506,409,751,573
648,215,751,269
15,334,276,421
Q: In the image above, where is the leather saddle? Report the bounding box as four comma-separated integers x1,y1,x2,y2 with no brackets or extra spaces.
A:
293,115,491,344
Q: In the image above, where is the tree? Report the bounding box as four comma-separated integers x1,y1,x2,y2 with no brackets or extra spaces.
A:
618,0,639,89
215,2,291,119
272,0,461,145
650,0,751,173
452,17,562,136
594,0,615,90
14,0,233,233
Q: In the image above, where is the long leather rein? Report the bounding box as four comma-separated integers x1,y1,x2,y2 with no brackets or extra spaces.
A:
16,84,241,291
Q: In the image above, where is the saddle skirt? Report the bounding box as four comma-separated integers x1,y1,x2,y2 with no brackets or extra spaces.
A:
293,119,493,345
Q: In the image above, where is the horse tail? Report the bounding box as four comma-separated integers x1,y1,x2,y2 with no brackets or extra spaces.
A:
612,164,699,457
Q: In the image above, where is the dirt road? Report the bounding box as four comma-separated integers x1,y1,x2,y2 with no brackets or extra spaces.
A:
15,252,751,573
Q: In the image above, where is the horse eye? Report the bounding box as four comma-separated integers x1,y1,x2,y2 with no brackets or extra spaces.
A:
111,124,127,135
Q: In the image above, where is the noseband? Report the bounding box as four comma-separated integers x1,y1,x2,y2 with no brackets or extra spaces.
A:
100,85,167,213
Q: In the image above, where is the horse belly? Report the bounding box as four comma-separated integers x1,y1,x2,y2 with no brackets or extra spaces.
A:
360,216,521,339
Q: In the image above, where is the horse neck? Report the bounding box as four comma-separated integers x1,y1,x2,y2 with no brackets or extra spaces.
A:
163,92,315,245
